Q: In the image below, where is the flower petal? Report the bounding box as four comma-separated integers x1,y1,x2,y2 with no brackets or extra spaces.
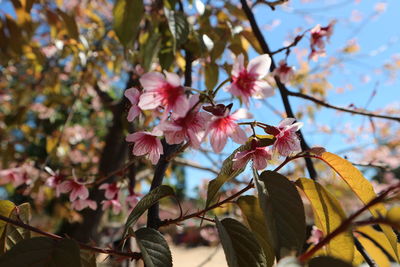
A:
247,54,271,78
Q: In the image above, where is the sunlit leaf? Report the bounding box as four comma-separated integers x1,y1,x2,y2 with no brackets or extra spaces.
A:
113,0,144,46
205,62,219,91
256,171,306,258
0,201,16,238
237,195,275,267
319,152,398,260
0,237,81,267
216,217,267,267
356,225,397,262
135,228,172,267
0,203,31,253
296,178,354,261
357,235,390,267
123,185,175,237
56,9,79,40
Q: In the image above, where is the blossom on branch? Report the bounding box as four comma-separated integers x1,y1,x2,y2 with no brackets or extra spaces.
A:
59,175,89,202
232,140,272,170
126,130,164,164
309,21,336,61
270,118,303,157
158,95,210,148
206,107,251,153
138,71,189,118
124,87,142,122
226,54,273,105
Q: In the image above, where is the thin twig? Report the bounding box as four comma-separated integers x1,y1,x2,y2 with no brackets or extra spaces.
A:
160,181,254,227
173,157,219,175
285,89,400,122
0,214,141,260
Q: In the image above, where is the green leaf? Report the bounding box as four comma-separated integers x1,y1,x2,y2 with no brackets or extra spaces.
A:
308,256,353,267
135,228,172,267
205,142,251,208
164,8,189,51
123,185,175,237
113,0,144,46
205,62,219,91
0,203,31,253
141,31,161,71
256,171,306,258
0,237,81,267
319,152,399,260
295,178,354,262
237,196,275,267
216,217,267,267
0,200,16,237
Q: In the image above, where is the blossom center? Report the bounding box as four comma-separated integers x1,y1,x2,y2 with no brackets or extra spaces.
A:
232,70,256,97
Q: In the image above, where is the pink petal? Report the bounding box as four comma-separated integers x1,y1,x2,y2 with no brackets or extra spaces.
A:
252,80,274,99
138,91,163,110
230,125,247,145
127,106,140,122
232,54,245,77
124,88,140,104
140,72,166,91
253,155,268,170
247,54,271,78
164,71,181,87
76,185,89,200
230,108,252,120
279,118,297,128
126,132,146,142
210,129,228,153
172,94,190,118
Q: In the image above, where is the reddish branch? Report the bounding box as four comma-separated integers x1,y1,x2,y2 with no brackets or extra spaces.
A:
298,182,400,262
160,181,255,227
0,214,141,260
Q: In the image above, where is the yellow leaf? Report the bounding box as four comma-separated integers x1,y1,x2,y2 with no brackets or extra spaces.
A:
237,196,275,267
296,178,354,261
357,235,390,267
356,225,397,261
0,200,16,237
319,152,399,260
46,136,58,154
387,206,400,223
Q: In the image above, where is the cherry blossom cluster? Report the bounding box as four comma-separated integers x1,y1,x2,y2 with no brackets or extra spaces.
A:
125,54,303,171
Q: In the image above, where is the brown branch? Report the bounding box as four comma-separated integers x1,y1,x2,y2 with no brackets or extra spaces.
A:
172,157,219,175
254,0,289,10
0,214,141,260
298,182,400,262
285,89,400,122
160,181,254,227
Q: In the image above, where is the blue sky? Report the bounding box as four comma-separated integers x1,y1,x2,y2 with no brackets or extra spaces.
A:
182,0,400,196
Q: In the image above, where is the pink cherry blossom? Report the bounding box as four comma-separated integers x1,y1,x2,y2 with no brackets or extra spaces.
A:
71,199,97,211
272,118,303,157
158,95,210,148
126,130,164,164
206,108,251,153
124,87,141,122
101,199,122,214
226,54,273,105
0,167,29,187
232,140,272,170
99,183,119,200
59,175,89,202
273,60,295,84
138,71,189,117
